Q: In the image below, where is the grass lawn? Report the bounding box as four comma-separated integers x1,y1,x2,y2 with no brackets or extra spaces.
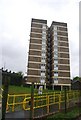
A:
8,85,31,94
47,106,81,120
8,85,58,94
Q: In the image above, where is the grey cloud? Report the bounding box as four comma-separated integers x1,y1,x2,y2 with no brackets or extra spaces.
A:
1,31,27,73
2,53,27,73
26,0,69,16
2,45,22,59
34,0,69,9
2,39,27,73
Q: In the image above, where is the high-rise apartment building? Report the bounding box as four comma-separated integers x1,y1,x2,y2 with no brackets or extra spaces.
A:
26,18,71,90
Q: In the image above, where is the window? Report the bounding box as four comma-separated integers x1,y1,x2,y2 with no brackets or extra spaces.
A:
54,36,58,41
54,52,58,55
42,25,46,29
40,77,45,84
54,64,58,67
54,59,58,64
41,72,45,76
42,30,46,34
54,65,58,70
54,54,58,58
42,53,45,57
42,41,46,45
41,58,45,63
54,31,57,35
41,64,45,69
41,57,45,60
42,51,46,54
42,47,46,51
54,72,58,77
54,40,58,46
42,44,46,50
42,39,46,42
54,78,58,84
42,34,46,39
48,69,50,72
54,26,57,30
41,70,45,73
54,47,58,52
48,63,50,67
42,44,46,47
48,34,50,37
40,79,45,84
54,52,58,58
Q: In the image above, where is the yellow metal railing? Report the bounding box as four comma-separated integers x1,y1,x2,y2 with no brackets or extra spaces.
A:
6,90,81,112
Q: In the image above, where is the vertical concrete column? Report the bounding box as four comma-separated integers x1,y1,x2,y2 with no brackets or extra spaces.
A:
30,82,34,120
52,84,54,90
35,84,37,89
44,83,46,89
69,86,71,90
61,86,63,91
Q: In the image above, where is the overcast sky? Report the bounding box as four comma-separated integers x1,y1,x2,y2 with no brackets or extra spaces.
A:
0,0,80,78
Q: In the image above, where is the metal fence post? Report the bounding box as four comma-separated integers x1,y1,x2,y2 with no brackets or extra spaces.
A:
2,76,10,119
30,82,34,120
47,95,49,114
64,87,67,113
59,92,61,111
67,91,69,108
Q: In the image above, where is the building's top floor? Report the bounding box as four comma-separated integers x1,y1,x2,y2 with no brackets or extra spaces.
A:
52,21,67,27
31,18,67,27
31,18,47,24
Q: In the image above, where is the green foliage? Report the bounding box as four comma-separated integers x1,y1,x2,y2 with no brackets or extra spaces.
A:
47,106,81,120
73,76,81,81
17,71,23,77
2,70,23,86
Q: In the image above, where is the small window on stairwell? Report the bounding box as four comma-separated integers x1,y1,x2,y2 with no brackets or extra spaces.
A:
42,25,46,29
42,40,46,45
54,36,58,41
42,47,46,51
54,52,58,58
41,58,45,63
42,53,46,57
42,34,46,39
42,30,46,34
54,59,58,64
41,64,45,70
54,26,57,30
54,41,58,46
54,64,58,70
54,31,57,35
54,72,58,77
41,72,45,76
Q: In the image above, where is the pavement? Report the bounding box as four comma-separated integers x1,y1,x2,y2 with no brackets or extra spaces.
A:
5,110,30,119
5,105,59,119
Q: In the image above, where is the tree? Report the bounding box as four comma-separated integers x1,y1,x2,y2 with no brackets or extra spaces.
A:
73,76,81,81
17,71,24,77
73,76,79,80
